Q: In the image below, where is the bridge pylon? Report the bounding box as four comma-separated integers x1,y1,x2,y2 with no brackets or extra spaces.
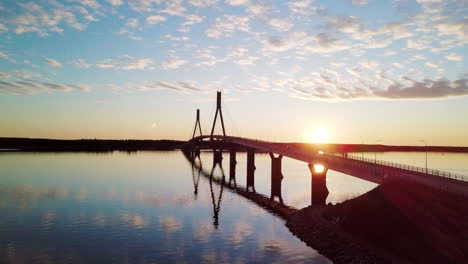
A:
192,109,203,139
210,91,226,140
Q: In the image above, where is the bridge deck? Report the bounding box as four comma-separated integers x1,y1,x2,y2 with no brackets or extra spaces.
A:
192,135,468,196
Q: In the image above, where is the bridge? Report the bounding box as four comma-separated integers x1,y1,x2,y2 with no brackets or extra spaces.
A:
185,92,468,205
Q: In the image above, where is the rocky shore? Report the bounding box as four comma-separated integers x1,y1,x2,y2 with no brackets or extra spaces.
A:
286,180,468,264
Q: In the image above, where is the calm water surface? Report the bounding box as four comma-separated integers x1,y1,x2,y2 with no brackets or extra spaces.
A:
1,151,336,264
2,151,466,263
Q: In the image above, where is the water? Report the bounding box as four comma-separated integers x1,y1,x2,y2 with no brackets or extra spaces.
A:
352,152,468,176
2,151,466,263
0,151,333,264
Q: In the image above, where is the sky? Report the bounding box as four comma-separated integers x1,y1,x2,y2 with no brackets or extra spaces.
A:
0,0,467,146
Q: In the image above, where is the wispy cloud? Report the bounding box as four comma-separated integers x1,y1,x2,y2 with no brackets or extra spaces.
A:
73,57,153,70
44,58,63,68
0,70,90,95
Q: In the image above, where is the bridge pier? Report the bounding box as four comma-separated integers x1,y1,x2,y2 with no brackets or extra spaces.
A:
269,153,284,204
246,150,256,192
308,163,329,205
189,148,200,162
213,149,223,167
229,151,237,187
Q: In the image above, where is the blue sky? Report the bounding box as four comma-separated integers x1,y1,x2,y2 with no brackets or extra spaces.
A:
0,0,467,145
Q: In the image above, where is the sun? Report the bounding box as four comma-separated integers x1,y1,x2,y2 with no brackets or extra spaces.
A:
308,127,331,143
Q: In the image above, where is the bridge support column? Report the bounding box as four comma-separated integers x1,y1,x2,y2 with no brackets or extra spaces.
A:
308,163,329,205
213,149,223,167
190,148,200,162
246,150,256,192
269,153,284,204
229,151,237,187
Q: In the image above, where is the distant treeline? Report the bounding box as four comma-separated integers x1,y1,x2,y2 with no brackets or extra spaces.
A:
1,137,467,153
0,138,185,151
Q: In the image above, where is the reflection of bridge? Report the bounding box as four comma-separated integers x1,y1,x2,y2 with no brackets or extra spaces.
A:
183,150,296,228
185,92,468,206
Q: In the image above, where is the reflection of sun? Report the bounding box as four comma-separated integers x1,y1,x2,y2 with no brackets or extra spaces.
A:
308,127,331,143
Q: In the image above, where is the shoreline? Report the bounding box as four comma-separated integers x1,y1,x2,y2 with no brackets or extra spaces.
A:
2,137,468,153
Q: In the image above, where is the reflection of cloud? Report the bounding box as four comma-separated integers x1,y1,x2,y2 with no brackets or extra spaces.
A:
248,203,266,217
230,222,254,244
42,211,56,228
174,195,193,208
121,213,147,228
94,212,107,226
75,187,88,201
159,216,182,232
0,185,69,207
193,220,213,242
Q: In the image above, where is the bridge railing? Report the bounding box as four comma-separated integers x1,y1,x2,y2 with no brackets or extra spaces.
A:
327,153,468,182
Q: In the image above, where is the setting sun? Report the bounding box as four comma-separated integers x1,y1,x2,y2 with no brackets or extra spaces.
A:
308,127,331,143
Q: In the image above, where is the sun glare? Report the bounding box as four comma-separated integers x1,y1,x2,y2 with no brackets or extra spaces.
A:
313,164,325,173
308,127,331,143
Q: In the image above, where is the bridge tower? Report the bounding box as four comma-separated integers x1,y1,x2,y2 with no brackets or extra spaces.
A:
192,109,203,139
210,91,226,140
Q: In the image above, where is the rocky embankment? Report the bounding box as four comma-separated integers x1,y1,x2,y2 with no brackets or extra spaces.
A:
286,180,468,264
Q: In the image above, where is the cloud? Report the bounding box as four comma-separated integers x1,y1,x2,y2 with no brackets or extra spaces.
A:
445,53,462,61
7,2,97,36
352,0,371,5
125,18,139,28
122,58,153,70
425,62,438,68
81,0,101,9
159,0,186,16
136,81,201,92
373,78,468,99
116,28,142,40
225,0,249,6
147,15,167,24
206,15,250,38
288,75,468,100
268,18,293,32
0,52,8,60
0,23,7,32
188,0,219,7
165,34,189,41
161,56,187,69
407,39,430,50
74,57,153,70
44,58,63,67
416,0,441,3
0,71,89,95
435,21,467,41
182,14,204,27
108,0,124,6
234,56,258,65
247,3,269,15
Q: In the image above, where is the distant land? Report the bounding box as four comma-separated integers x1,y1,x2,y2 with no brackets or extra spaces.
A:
1,137,468,153
0,137,185,151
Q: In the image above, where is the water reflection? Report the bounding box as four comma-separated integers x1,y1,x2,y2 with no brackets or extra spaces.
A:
0,151,331,263
209,150,225,229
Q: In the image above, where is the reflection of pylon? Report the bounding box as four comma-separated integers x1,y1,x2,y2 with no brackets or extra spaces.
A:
192,109,203,139
210,91,226,140
210,159,225,229
191,163,202,200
